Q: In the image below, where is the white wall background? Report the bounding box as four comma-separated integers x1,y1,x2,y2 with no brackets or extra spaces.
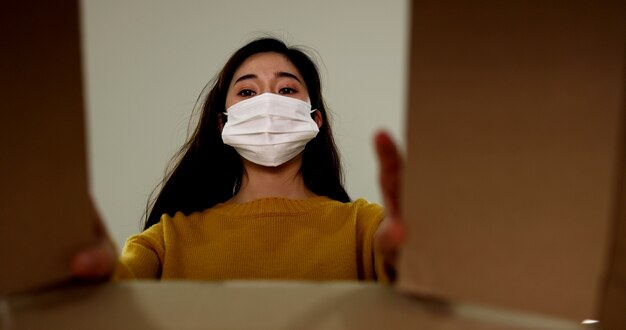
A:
80,0,409,250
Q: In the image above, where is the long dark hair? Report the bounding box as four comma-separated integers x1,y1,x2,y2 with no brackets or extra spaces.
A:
143,37,350,230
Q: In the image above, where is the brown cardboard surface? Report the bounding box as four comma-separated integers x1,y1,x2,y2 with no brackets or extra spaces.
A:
1,281,584,330
0,1,98,295
399,0,626,325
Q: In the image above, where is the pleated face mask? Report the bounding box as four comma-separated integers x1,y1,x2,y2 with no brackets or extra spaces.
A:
221,93,319,167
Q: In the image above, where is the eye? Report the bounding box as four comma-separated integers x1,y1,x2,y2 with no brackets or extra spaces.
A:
279,87,297,95
237,89,256,97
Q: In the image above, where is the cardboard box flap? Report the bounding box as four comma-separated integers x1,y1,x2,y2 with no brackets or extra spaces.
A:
399,0,625,325
0,1,98,295
3,281,585,330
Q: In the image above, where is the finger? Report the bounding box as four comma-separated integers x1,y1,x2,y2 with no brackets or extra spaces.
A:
71,238,115,280
374,130,402,218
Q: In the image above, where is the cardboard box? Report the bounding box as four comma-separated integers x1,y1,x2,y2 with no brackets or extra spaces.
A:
0,1,99,295
398,0,626,327
0,0,616,329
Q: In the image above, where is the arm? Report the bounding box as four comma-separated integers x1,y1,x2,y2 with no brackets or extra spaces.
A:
72,217,163,280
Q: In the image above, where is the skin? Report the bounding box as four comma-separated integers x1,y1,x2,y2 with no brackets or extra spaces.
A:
71,52,406,280
222,52,323,204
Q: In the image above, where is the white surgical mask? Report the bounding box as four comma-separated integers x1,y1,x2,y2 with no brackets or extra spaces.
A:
221,93,319,167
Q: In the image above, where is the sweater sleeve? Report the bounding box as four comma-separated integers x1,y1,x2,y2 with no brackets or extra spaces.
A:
114,220,166,280
355,199,393,283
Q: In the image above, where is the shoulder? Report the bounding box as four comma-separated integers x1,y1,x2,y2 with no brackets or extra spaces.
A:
330,198,386,227
353,200,385,237
351,198,385,218
308,197,383,215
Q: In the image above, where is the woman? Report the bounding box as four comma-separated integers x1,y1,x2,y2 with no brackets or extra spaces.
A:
72,37,405,282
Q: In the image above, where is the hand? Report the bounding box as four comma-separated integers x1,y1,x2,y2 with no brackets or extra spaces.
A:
373,130,407,273
71,210,116,280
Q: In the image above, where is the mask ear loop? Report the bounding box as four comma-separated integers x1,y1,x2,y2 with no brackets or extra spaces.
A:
217,112,228,132
309,109,318,119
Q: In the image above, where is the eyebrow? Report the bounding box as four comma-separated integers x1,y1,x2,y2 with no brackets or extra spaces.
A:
233,71,303,85
275,71,302,83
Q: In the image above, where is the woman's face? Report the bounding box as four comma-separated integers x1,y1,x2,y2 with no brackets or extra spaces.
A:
225,52,310,110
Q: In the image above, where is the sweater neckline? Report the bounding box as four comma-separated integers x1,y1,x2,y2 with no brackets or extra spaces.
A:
211,196,333,217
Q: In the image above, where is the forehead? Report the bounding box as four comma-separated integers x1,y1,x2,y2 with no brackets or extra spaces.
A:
232,52,303,80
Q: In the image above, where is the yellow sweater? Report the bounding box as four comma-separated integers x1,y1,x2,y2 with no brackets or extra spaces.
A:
116,196,390,282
